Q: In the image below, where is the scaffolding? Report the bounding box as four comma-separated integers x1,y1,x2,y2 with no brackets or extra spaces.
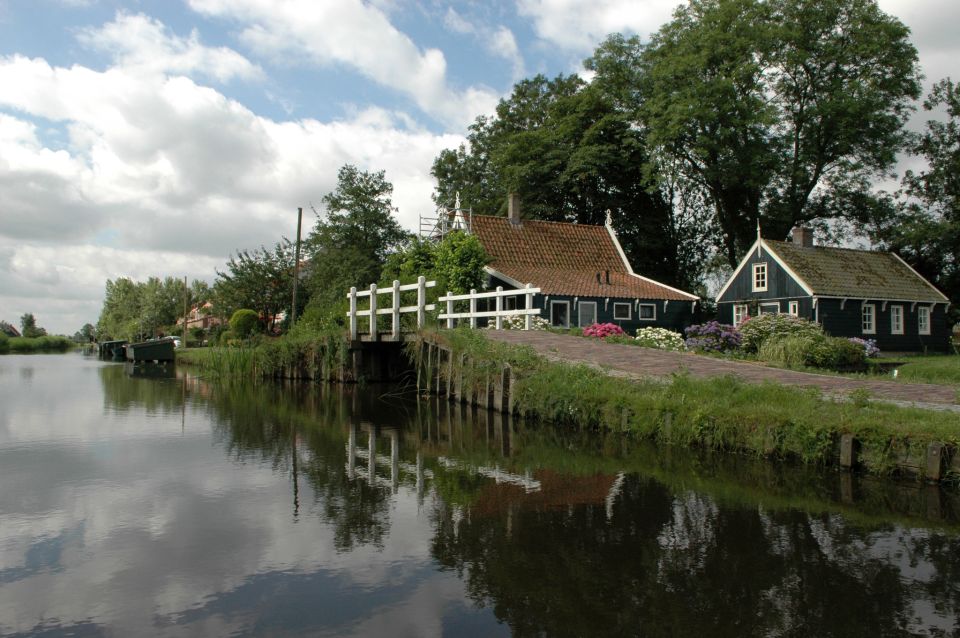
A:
419,192,472,241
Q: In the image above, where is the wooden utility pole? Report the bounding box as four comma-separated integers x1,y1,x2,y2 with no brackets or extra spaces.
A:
182,275,188,348
291,206,303,328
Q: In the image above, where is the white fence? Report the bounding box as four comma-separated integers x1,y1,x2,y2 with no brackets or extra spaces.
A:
439,284,541,330
347,276,436,341
346,278,543,340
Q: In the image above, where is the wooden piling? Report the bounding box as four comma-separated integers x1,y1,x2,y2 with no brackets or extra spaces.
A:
925,442,946,482
839,433,857,470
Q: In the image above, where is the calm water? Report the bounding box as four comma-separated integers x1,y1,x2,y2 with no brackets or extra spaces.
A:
2,353,960,637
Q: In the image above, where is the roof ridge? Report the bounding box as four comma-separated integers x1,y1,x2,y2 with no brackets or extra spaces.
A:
472,214,606,229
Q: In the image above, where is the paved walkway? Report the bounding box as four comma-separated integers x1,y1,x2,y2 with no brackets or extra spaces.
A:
485,331,959,409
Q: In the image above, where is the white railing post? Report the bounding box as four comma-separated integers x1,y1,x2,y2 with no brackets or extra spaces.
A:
349,286,358,340
369,283,378,340
417,275,426,329
495,286,503,330
446,292,455,329
469,289,477,329
524,283,533,330
392,279,401,339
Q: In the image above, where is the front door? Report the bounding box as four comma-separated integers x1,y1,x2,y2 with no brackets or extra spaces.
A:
578,301,597,327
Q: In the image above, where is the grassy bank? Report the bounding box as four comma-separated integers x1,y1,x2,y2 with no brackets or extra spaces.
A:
422,328,960,480
0,335,73,353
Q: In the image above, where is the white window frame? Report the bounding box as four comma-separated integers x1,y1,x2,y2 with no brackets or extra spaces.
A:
752,263,768,292
612,302,632,321
733,304,749,326
578,300,597,327
550,300,570,328
890,305,904,335
760,302,780,315
637,303,656,321
861,303,875,335
788,301,799,316
918,306,931,335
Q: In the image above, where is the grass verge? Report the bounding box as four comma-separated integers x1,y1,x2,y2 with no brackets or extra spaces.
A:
0,335,73,353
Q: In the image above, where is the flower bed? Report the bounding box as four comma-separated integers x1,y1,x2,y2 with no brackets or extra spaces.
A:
583,323,626,338
635,327,685,351
684,321,741,352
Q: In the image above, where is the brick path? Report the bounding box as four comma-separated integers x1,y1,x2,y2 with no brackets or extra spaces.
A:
485,331,959,408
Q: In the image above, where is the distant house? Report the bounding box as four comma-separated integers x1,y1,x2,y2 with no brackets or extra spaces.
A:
468,195,699,333
0,321,20,338
176,302,223,331
716,227,952,352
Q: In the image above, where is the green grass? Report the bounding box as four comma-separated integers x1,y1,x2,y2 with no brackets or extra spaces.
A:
886,354,960,385
0,335,73,353
421,327,960,480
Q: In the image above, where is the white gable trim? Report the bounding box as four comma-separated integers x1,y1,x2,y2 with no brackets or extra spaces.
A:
484,266,524,289
626,273,699,301
889,252,950,302
716,239,815,301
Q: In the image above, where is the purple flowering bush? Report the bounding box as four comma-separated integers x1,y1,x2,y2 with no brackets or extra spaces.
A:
684,321,742,352
583,323,626,338
848,337,880,358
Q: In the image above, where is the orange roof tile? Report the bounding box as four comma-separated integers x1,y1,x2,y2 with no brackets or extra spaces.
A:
470,215,696,301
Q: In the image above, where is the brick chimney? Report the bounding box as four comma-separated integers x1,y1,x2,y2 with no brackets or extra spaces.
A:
507,192,521,226
792,226,814,247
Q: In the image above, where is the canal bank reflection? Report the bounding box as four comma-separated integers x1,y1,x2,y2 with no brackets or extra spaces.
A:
93,370,960,636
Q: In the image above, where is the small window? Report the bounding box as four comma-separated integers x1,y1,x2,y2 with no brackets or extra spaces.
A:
752,263,767,292
890,305,904,335
918,306,931,335
788,301,799,316
613,302,631,320
637,304,656,320
550,300,570,328
760,303,779,315
733,304,749,326
504,296,518,311
862,303,875,334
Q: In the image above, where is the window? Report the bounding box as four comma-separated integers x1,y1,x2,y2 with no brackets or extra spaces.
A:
550,300,570,328
861,303,875,334
638,304,656,320
890,305,904,335
613,302,631,320
504,296,517,311
918,306,931,335
760,303,779,315
788,301,799,316
578,301,597,327
733,304,749,326
752,263,768,292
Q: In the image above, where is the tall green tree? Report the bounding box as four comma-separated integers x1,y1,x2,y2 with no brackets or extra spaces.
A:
639,0,921,266
20,313,46,338
868,78,960,315
215,240,296,333
306,165,409,311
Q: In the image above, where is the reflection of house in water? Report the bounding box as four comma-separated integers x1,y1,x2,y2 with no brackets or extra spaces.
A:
469,470,624,521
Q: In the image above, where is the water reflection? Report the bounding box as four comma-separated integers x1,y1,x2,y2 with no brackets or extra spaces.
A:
0,353,958,636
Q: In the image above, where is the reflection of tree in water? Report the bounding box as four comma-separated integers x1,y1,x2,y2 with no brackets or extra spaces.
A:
430,473,960,637
202,381,395,552
99,364,181,414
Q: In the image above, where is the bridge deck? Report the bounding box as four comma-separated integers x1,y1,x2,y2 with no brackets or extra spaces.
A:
485,331,959,410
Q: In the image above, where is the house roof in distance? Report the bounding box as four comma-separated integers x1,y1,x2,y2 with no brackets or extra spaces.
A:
469,214,697,301
765,240,949,303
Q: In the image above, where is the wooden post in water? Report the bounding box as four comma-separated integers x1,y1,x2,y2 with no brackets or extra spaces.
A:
839,433,857,470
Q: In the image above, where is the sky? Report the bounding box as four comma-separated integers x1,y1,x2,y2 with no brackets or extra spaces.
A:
0,0,957,336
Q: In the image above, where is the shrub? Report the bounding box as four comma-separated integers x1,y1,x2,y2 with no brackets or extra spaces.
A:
583,323,626,338
229,309,260,339
758,333,866,370
739,314,823,352
635,327,685,351
684,321,741,352
848,337,880,358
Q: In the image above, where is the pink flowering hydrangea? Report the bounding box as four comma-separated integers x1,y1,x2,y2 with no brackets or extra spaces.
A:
582,323,626,338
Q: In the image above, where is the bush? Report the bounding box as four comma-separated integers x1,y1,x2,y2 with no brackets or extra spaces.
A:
0,332,7,353
684,321,741,352
487,314,550,330
758,333,866,370
739,314,823,352
848,337,880,358
635,327,685,351
229,309,260,339
583,323,625,338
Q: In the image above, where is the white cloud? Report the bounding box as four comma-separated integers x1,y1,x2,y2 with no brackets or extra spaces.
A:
517,0,682,54
187,0,498,129
77,11,263,83
444,8,525,80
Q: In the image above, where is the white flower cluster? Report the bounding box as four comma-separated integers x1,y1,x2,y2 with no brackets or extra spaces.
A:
485,313,550,330
634,327,686,351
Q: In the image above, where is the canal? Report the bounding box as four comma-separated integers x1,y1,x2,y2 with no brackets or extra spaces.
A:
1,353,959,636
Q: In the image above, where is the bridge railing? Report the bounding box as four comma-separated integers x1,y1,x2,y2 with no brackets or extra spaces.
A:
347,276,436,341
439,284,541,330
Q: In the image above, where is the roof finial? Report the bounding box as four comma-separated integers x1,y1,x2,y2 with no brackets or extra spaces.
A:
605,209,613,228
454,191,461,211
756,218,762,241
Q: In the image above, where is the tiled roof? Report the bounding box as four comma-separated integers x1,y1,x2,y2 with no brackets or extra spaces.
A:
470,215,697,301
765,240,949,302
